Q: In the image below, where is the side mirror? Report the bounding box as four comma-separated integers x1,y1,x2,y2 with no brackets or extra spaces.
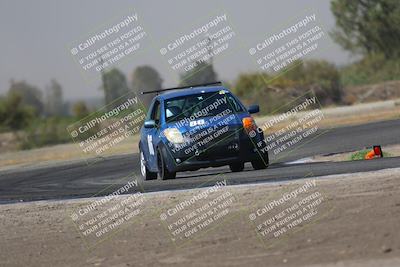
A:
248,104,260,114
144,120,156,128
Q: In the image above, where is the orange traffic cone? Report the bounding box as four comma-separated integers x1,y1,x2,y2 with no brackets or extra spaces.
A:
365,145,383,160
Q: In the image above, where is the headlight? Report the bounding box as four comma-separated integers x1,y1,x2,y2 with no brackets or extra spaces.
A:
163,128,185,144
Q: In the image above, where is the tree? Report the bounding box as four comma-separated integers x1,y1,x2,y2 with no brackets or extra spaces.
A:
101,68,129,110
72,101,89,118
131,66,163,108
330,0,400,58
8,81,44,115
179,61,218,87
0,93,34,132
179,36,218,87
45,79,64,117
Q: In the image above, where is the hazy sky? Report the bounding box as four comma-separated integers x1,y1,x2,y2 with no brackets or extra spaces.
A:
0,0,353,100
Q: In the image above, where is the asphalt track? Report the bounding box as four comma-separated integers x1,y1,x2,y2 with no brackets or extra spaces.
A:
0,119,399,203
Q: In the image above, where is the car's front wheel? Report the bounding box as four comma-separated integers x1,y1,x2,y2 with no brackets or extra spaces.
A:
251,151,269,170
140,151,157,180
229,162,244,172
157,147,176,180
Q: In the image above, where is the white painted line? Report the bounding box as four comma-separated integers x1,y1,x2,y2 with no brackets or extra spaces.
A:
284,157,315,164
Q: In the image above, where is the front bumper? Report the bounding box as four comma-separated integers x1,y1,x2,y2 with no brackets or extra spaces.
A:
163,131,267,172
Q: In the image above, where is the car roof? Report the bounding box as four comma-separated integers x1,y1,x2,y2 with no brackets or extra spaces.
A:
157,86,230,101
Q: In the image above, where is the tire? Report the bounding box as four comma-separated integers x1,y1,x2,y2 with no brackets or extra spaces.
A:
140,151,157,180
157,147,176,180
229,162,244,172
251,152,269,170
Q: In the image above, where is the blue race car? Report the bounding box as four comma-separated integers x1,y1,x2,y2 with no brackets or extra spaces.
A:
139,82,269,180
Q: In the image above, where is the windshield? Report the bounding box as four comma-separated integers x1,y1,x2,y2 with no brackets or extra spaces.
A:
165,91,244,123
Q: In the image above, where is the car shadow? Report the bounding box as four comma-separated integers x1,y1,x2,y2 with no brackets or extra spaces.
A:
175,162,288,179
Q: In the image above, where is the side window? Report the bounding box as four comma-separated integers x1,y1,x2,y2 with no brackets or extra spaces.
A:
151,100,161,126
227,95,243,112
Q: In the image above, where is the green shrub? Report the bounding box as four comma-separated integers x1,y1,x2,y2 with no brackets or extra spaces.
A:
20,117,75,150
232,73,288,114
340,54,400,86
283,60,342,105
350,149,391,160
232,60,342,113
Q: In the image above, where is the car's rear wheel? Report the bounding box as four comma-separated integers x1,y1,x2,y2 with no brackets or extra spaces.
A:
140,151,157,180
251,152,269,170
229,162,244,172
157,147,176,180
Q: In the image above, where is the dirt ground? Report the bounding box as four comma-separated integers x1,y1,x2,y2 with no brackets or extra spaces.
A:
1,168,400,267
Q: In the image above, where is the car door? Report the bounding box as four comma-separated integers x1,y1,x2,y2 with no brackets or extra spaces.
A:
141,99,162,171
